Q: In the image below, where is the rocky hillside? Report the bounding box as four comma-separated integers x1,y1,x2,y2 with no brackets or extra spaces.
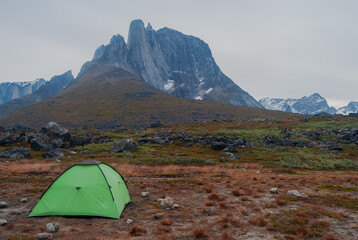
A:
0,71,74,119
0,79,46,105
259,93,337,115
0,63,291,129
87,19,262,108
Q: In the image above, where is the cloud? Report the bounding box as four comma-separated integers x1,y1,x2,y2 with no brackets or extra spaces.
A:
0,0,357,107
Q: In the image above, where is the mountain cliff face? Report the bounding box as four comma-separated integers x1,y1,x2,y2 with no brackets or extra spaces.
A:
0,71,74,118
88,19,262,108
0,79,46,105
337,102,358,115
259,93,337,115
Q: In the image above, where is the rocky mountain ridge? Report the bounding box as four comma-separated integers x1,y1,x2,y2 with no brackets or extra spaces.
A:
259,93,357,115
87,19,262,108
0,71,74,119
0,79,46,105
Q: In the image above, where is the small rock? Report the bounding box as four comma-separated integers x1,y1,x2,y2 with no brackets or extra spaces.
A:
201,209,212,216
110,139,137,153
42,149,64,159
37,233,53,239
172,203,180,209
0,201,8,208
126,219,133,224
55,158,61,162
0,219,7,226
299,193,309,199
287,190,300,197
269,188,279,194
21,198,28,203
141,191,150,198
46,223,59,233
80,150,90,155
154,213,164,219
160,197,174,208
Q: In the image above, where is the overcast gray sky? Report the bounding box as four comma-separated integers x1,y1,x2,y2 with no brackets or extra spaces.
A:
0,0,357,108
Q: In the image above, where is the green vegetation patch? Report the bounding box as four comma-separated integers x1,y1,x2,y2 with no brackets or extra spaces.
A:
213,128,281,144
298,120,358,130
317,184,358,192
73,142,113,153
310,195,358,210
277,148,356,170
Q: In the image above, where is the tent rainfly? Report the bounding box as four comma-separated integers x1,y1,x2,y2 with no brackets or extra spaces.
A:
29,160,130,219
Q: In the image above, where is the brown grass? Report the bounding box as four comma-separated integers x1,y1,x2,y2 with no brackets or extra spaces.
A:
248,215,268,227
129,225,147,236
192,226,208,238
231,189,240,196
160,218,174,226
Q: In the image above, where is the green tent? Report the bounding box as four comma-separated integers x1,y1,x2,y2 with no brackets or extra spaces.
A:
29,160,130,219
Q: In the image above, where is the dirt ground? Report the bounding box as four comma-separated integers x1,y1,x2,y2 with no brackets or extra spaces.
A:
1,160,357,240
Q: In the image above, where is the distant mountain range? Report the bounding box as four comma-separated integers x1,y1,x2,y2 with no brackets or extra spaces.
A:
0,71,74,118
259,93,357,115
0,79,46,105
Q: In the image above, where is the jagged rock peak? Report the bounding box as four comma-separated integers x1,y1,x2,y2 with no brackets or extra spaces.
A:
87,19,262,108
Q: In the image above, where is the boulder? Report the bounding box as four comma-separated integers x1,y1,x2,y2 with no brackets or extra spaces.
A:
11,123,34,133
42,149,64,159
319,143,343,152
223,146,237,153
172,203,180,209
280,129,291,138
29,134,55,151
0,219,7,226
0,201,8,208
40,122,70,141
126,219,133,224
37,233,53,239
92,135,110,144
46,223,59,233
287,190,300,197
0,147,31,159
270,188,279,194
70,135,92,147
21,198,28,203
211,141,227,150
0,133,14,146
29,122,71,151
160,197,174,208
110,139,137,153
141,190,150,197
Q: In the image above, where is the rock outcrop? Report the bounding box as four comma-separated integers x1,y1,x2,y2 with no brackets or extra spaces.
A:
0,147,31,158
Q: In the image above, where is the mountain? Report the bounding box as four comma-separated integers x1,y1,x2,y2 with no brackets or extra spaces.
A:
0,63,291,129
337,102,358,115
0,71,74,118
0,79,46,105
259,93,337,115
87,19,262,108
